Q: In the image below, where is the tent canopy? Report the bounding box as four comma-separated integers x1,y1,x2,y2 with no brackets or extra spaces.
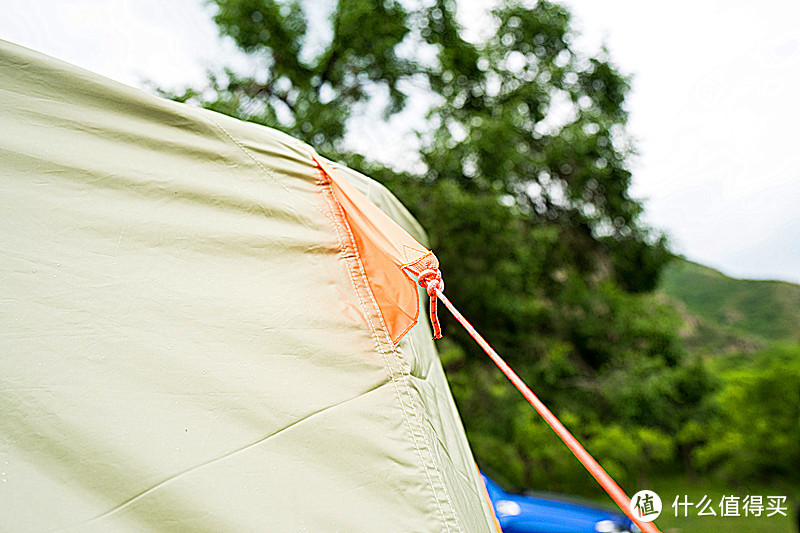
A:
0,40,498,532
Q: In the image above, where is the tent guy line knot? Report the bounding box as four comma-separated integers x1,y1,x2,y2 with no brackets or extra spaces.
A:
417,268,444,339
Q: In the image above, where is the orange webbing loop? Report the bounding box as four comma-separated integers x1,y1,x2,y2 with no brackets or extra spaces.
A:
433,287,662,533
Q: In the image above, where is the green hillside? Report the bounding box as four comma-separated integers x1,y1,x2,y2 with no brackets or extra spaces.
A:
658,259,800,353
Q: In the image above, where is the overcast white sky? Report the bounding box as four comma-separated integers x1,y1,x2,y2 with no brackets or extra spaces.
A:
3,0,799,283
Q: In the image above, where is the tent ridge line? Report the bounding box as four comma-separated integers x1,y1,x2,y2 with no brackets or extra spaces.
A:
204,115,337,227
314,164,462,532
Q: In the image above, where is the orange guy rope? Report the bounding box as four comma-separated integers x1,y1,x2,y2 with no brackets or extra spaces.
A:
431,287,661,533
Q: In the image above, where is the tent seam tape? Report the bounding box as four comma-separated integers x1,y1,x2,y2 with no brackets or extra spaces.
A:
316,167,460,533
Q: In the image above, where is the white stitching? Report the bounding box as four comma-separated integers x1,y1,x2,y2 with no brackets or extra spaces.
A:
318,171,458,532
355,262,464,533
320,172,466,533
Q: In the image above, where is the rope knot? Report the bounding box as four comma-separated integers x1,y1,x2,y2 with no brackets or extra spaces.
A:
417,269,444,339
417,268,444,296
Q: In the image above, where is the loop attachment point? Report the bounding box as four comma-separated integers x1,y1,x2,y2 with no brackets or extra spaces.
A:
417,269,444,339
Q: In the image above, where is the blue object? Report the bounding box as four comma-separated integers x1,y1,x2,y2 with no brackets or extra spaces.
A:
481,473,639,533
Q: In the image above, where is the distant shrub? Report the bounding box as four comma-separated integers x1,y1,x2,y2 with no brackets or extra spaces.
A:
694,344,800,482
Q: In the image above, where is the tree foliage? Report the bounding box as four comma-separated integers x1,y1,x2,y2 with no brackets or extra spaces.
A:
167,0,719,491
695,345,800,483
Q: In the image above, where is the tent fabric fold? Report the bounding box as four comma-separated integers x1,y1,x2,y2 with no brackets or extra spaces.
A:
0,40,497,532
311,152,440,344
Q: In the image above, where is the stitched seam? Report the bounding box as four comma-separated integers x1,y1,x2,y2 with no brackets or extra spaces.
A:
360,269,465,533
206,117,337,226
194,116,460,529
322,175,464,533
317,169,454,532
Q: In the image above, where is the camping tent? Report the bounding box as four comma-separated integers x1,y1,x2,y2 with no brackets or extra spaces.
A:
0,40,500,532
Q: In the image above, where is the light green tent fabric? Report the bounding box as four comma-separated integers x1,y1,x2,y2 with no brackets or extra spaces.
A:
0,40,497,532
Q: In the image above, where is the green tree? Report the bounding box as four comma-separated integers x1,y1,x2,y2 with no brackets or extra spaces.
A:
168,0,418,158
167,0,711,490
695,344,800,483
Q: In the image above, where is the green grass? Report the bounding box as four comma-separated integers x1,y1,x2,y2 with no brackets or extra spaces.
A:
658,259,800,353
645,475,799,533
